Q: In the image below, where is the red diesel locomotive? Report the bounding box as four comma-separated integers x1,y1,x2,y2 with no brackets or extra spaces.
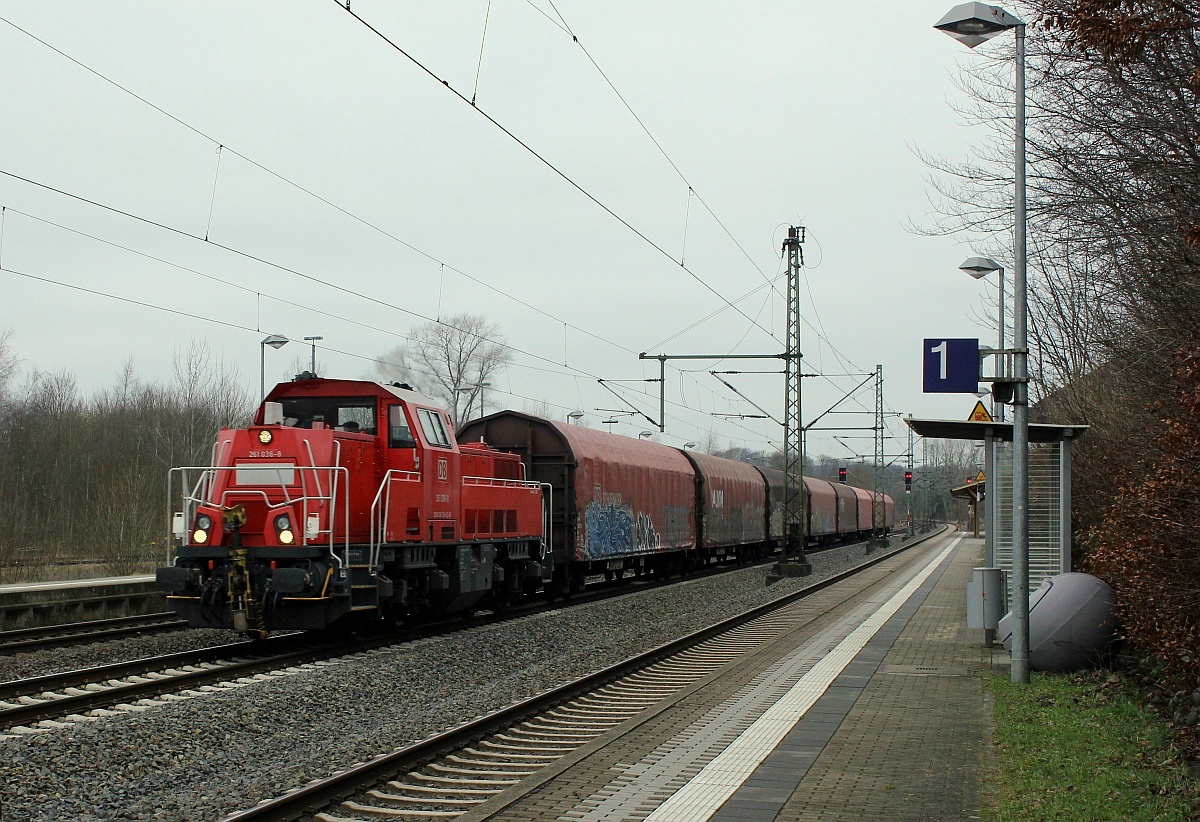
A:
156,377,546,636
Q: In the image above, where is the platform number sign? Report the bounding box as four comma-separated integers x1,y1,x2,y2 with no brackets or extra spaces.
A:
922,338,980,393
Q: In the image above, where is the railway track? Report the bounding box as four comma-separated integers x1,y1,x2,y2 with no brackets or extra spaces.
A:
225,526,949,822
0,547,811,734
0,634,318,731
0,612,187,654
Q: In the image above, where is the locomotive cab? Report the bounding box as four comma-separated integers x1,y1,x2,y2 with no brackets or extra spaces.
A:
156,376,546,636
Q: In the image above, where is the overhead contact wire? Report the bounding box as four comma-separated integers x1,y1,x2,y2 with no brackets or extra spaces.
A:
0,168,602,382
0,12,778,446
0,261,582,412
543,1,775,290
0,13,636,358
333,2,780,346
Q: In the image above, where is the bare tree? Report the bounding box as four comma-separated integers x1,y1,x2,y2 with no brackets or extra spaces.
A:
0,341,254,582
521,398,554,419
0,330,18,402
388,314,513,426
916,3,1200,537
284,352,325,381
698,429,723,455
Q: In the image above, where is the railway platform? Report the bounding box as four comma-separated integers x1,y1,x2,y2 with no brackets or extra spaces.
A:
467,531,993,822
0,574,161,630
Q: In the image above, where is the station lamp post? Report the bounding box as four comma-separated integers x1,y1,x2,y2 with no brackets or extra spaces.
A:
960,257,1006,422
259,334,288,403
567,410,584,424
302,335,323,374
455,381,491,423
936,1,1031,684
638,431,654,440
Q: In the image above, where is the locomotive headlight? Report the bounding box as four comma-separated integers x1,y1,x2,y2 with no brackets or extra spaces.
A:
192,513,212,544
258,429,273,445
274,514,294,545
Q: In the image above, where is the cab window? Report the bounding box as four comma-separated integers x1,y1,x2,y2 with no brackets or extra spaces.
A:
280,397,377,434
417,408,451,448
389,406,416,448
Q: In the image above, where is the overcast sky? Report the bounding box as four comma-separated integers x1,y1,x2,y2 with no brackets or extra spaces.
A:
0,1,1012,460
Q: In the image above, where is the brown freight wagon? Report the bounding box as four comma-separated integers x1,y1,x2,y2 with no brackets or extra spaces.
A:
833,482,859,538
804,477,839,542
683,451,770,560
458,412,695,593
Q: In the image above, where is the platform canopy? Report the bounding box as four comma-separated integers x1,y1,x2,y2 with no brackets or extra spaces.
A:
951,480,985,500
908,417,1086,585
905,419,1087,443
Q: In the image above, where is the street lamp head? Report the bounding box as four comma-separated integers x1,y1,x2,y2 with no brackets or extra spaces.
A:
456,381,491,393
262,334,289,350
567,410,584,423
638,431,654,440
683,441,697,450
959,256,1004,279
935,3,1022,48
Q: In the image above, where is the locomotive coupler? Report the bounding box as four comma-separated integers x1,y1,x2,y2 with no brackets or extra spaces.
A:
223,505,268,639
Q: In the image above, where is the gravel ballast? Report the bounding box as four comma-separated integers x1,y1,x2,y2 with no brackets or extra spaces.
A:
0,628,241,684
0,534,933,820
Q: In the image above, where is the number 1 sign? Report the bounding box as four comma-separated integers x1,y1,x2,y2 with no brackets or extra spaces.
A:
923,338,980,393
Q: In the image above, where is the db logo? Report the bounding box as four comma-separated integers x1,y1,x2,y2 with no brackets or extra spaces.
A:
437,459,448,482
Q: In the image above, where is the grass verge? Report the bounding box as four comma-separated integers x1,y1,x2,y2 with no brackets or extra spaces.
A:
984,669,1200,820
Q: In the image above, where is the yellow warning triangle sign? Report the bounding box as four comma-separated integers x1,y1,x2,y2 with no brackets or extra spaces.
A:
976,470,986,483
968,401,993,422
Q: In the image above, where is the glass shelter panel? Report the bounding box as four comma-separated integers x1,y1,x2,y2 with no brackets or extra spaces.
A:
992,441,1065,590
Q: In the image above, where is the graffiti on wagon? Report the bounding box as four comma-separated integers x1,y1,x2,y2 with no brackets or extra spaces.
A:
582,491,663,558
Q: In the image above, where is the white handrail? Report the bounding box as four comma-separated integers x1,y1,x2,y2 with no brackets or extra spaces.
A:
368,469,422,567
539,482,553,562
462,475,542,490
167,464,350,571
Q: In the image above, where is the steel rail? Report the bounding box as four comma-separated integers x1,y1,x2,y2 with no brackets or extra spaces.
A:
224,525,951,821
0,612,187,654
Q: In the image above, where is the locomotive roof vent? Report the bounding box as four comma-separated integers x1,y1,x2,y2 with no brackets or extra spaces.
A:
389,381,415,391
293,370,318,382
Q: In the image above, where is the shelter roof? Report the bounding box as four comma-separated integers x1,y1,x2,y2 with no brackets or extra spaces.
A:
951,480,985,500
904,419,1087,443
